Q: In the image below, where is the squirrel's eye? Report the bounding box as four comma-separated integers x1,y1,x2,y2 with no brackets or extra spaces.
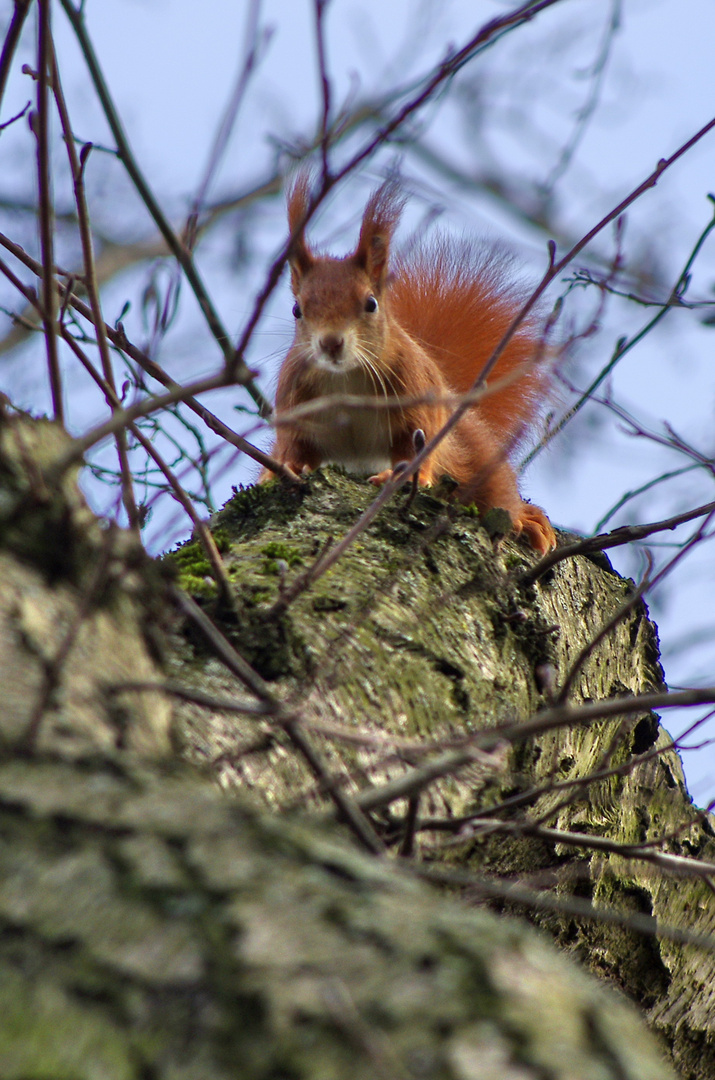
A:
292,302,302,319
364,295,378,313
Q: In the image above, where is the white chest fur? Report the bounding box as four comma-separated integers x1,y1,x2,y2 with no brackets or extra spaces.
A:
302,365,394,475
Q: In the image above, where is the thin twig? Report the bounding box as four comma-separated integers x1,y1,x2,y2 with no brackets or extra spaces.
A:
354,746,506,812
229,0,567,382
524,196,715,466
58,0,271,416
0,225,298,483
0,0,32,113
556,511,715,706
269,368,525,428
49,372,237,475
522,498,715,584
53,321,238,608
314,0,332,181
417,723,691,832
184,0,270,250
403,113,715,494
594,464,699,533
555,553,654,706
267,475,400,617
114,675,504,753
489,686,715,752
456,818,715,883
172,587,385,854
540,0,621,196
107,680,270,715
412,863,715,952
50,43,139,530
34,0,63,424
398,796,420,858
329,0,566,192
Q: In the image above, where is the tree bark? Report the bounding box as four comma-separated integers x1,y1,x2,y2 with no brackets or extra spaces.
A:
171,467,715,1079
0,413,707,1079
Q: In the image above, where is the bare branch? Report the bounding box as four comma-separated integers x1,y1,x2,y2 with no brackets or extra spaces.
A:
171,588,386,855
524,197,715,465
413,864,715,951
0,0,31,114
314,0,332,181
184,0,271,250
0,227,299,484
354,745,507,813
50,41,140,530
57,0,271,416
454,819,715,884
34,0,63,424
491,686,715,750
523,498,715,584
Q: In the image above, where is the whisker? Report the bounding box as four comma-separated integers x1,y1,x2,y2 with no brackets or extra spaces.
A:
361,343,406,434
356,345,393,444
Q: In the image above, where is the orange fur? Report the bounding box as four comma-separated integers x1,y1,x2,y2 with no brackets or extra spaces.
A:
265,177,556,555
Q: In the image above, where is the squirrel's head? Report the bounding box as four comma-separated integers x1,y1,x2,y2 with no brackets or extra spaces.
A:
286,176,405,373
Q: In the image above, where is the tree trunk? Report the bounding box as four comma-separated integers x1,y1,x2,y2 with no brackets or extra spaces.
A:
171,467,715,1079
0,412,707,1079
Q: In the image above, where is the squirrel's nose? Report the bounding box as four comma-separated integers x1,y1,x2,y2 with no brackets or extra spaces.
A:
320,334,344,361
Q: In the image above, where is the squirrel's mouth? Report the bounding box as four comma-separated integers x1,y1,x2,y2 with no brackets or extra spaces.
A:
312,347,359,372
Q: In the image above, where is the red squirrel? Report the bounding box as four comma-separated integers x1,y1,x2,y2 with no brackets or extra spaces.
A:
266,176,556,555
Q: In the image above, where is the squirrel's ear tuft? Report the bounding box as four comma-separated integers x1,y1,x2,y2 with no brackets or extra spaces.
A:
286,171,315,286
353,180,405,291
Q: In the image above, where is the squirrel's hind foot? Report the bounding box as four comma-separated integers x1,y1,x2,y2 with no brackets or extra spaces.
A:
515,503,556,555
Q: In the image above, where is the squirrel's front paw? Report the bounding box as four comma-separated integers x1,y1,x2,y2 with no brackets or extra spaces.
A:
369,460,415,487
368,468,395,486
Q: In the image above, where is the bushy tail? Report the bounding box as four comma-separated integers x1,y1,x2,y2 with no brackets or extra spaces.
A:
389,239,550,445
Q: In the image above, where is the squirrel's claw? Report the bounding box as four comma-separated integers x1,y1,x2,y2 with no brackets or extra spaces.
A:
515,504,557,555
368,468,395,486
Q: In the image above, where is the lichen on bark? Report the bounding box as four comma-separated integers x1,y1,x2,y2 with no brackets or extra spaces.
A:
0,411,170,757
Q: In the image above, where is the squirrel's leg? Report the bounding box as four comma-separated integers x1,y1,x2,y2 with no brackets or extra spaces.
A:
261,433,322,482
454,416,556,554
368,426,435,488
459,458,555,554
